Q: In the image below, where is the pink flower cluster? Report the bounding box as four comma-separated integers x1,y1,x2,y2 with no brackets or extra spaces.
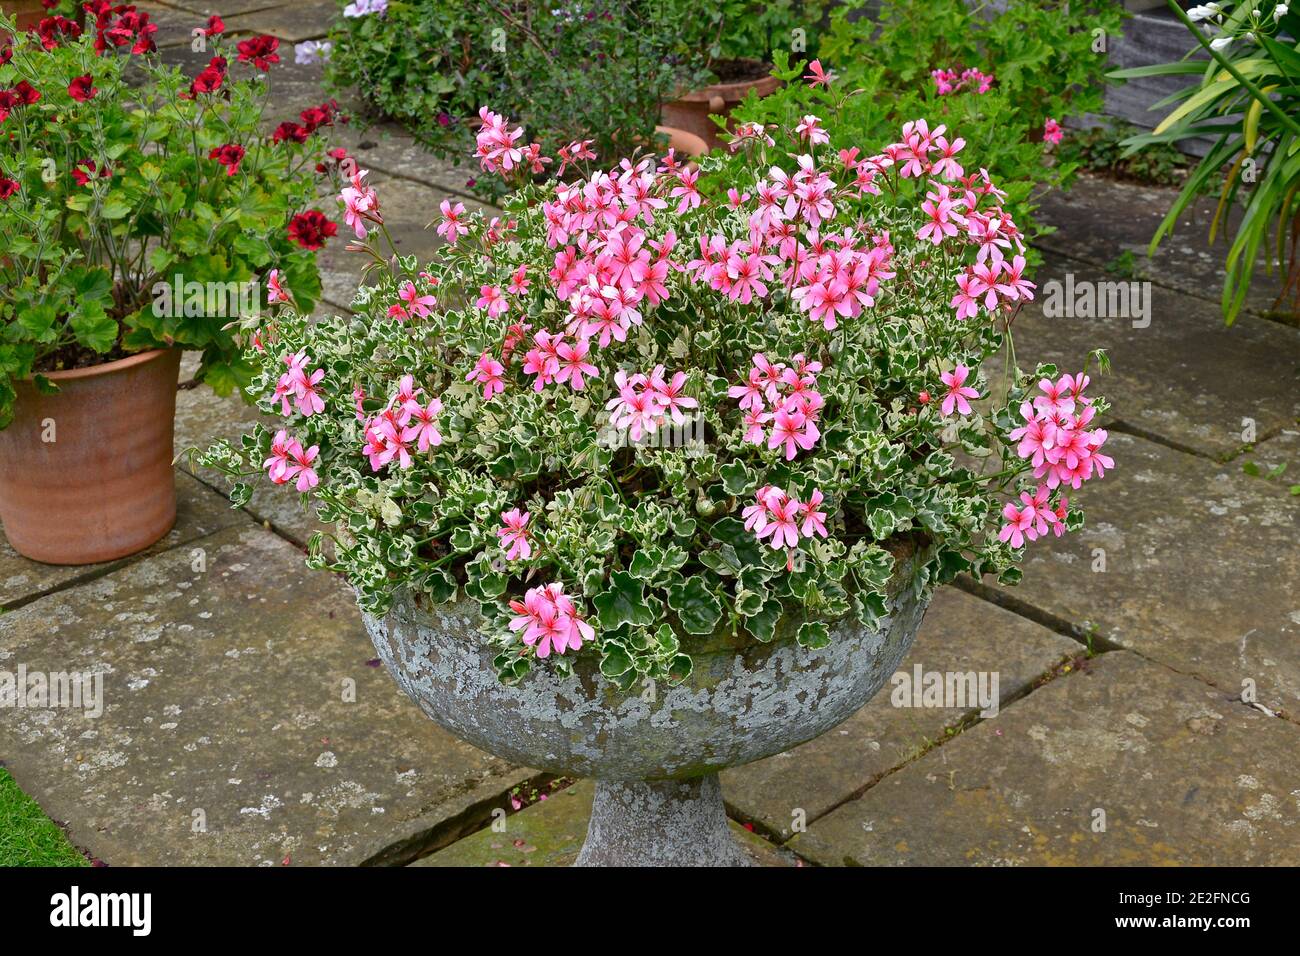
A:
1043,118,1063,146
729,353,823,460
360,374,443,471
390,276,437,321
475,107,549,176
497,508,532,561
273,351,326,417
742,486,828,551
263,429,319,492
931,68,994,96
508,583,594,658
605,366,698,441
339,167,380,240
1000,374,1114,547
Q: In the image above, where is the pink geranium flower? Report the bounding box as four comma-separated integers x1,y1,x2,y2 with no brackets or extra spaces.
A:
939,365,979,417
768,405,819,460
497,508,532,561
466,352,505,400
436,199,467,244
555,338,599,391
401,397,443,452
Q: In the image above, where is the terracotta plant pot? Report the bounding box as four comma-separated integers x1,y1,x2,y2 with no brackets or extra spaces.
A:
653,124,709,159
660,63,782,153
364,549,930,865
0,348,181,565
2,0,50,33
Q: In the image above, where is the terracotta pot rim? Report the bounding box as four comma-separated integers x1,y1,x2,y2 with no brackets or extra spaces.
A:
30,346,180,384
654,124,710,159
674,73,782,104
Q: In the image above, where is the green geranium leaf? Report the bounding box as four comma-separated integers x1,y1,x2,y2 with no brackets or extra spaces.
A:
744,596,783,643
796,620,831,650
719,460,755,495
599,644,634,678
666,576,722,635
593,570,656,630
69,301,118,353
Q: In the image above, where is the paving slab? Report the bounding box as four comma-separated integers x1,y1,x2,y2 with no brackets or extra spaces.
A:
173,384,329,547
222,0,336,42
412,779,794,867
0,524,521,866
789,651,1300,866
1038,171,1291,321
149,0,289,17
981,431,1300,714
1008,254,1300,460
1,471,247,611
722,588,1079,840
335,121,485,200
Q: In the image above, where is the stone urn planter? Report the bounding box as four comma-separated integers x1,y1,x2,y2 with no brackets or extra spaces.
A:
363,556,930,866
0,348,181,564
660,58,782,152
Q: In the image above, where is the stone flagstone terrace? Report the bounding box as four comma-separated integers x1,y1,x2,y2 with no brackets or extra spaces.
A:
1,0,1297,867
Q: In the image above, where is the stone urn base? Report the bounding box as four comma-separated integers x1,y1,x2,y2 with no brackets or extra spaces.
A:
577,776,751,867
363,564,929,866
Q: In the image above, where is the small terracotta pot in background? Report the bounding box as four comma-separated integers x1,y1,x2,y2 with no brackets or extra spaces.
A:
0,348,181,565
653,124,709,159
660,70,782,153
1,0,53,35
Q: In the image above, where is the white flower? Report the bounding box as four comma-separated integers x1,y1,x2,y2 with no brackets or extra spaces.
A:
343,0,386,16
1187,2,1221,21
1275,4,1288,20
295,39,332,64
1209,35,1233,51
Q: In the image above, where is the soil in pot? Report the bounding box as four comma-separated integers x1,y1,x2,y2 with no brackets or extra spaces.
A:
0,348,182,565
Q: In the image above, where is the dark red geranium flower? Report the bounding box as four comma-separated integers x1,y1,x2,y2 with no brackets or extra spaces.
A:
82,0,112,19
316,146,352,174
12,81,41,106
0,90,14,125
208,143,245,176
36,16,82,50
98,10,156,55
68,74,98,102
272,121,309,144
299,105,333,133
0,44,12,67
186,66,224,97
204,14,224,35
0,178,20,200
288,210,336,250
236,35,279,71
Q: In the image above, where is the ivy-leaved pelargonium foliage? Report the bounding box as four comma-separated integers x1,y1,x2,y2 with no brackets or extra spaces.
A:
199,100,1114,690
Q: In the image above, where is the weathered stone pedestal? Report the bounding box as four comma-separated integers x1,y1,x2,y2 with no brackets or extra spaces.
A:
576,776,752,867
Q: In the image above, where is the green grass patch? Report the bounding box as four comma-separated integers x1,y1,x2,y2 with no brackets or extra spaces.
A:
0,767,88,867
